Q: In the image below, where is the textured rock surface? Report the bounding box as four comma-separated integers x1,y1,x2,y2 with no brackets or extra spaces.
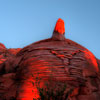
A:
0,18,100,100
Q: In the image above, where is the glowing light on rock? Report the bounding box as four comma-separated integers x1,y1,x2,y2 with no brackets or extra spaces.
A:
54,18,65,34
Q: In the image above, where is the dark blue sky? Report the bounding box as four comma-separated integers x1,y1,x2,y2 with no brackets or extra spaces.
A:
0,0,100,58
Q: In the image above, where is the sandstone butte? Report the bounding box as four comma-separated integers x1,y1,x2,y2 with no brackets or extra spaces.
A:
0,18,100,100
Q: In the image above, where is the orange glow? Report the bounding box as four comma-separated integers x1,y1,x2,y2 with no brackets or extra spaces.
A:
17,59,50,100
70,88,79,97
83,50,99,72
0,55,6,64
8,48,21,55
54,18,65,34
17,78,40,100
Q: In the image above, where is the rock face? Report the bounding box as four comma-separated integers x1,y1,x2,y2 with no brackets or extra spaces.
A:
0,18,100,100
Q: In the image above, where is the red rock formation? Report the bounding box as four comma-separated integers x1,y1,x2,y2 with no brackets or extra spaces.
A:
0,19,100,100
8,48,21,55
54,18,65,34
0,45,21,100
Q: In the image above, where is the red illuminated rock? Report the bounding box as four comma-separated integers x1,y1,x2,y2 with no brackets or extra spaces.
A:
8,48,21,55
54,18,65,34
52,18,65,40
0,19,100,100
0,46,21,74
0,43,6,49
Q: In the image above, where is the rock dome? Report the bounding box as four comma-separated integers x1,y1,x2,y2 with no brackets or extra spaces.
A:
0,18,100,100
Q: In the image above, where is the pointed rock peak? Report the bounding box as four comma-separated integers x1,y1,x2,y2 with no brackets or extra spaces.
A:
54,18,65,34
52,18,65,41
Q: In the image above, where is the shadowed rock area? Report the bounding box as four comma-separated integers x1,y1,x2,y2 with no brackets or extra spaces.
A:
0,18,100,100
